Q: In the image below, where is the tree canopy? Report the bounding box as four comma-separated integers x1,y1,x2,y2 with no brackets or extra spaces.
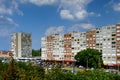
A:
75,48,103,68
0,58,119,80
32,49,41,57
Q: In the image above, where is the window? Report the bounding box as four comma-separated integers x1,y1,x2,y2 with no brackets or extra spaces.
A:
117,30,120,32
96,31,99,33
93,35,95,37
112,46,115,48
112,38,115,40
112,34,116,36
108,38,110,41
112,42,116,44
117,34,120,36
117,26,120,28
117,50,120,52
96,44,99,46
107,27,110,29
117,38,120,40
103,39,106,41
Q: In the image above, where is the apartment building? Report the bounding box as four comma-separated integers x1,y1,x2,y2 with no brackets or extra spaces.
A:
41,23,120,66
116,24,120,65
41,32,86,64
86,30,96,49
95,28,103,52
41,37,47,60
64,33,72,63
41,34,65,61
101,25,116,66
11,32,32,58
52,34,64,61
71,32,86,60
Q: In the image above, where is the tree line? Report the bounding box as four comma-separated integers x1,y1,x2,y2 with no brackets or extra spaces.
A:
0,48,120,80
32,49,41,57
0,59,120,80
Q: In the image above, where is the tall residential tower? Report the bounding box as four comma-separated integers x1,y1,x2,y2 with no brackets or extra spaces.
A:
11,32,32,58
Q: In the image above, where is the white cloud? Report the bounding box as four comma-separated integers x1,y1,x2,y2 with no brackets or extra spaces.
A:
113,3,120,12
59,0,92,20
0,27,10,37
80,23,95,29
75,10,87,20
22,0,94,21
22,0,58,6
89,12,101,17
45,23,95,35
97,14,101,17
68,23,95,32
0,16,18,26
0,0,23,15
105,0,120,12
45,26,64,35
60,10,74,20
0,16,18,37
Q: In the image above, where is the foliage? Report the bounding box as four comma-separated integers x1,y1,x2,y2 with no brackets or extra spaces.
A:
0,58,120,80
2,59,19,80
16,61,28,70
32,49,41,57
45,68,120,80
25,64,45,80
45,68,74,80
1,59,45,80
75,48,103,68
0,60,8,74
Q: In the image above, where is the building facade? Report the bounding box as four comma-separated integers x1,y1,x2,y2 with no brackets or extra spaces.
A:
101,25,116,66
41,32,86,64
41,23,120,66
116,24,120,65
11,32,32,58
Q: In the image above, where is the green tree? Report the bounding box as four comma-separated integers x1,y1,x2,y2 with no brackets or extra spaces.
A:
75,48,103,68
32,49,41,57
2,59,19,80
25,64,45,80
16,61,29,71
44,68,75,80
0,59,8,74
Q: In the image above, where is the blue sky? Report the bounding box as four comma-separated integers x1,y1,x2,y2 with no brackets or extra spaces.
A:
0,0,120,50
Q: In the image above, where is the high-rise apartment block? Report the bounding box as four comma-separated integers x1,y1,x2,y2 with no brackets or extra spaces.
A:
41,23,120,66
11,32,32,58
116,24,120,65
